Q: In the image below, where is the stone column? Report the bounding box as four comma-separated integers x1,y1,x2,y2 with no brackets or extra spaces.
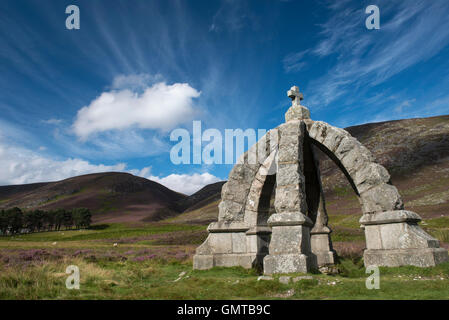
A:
310,148,336,268
263,120,317,274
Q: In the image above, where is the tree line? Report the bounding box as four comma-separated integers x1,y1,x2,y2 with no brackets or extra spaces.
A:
0,207,92,235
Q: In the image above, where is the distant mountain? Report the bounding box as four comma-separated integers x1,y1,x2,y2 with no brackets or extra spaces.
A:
319,115,449,219
0,172,224,223
171,115,449,223
2,115,448,224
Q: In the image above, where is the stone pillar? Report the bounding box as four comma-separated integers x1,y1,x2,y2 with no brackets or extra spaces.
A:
361,210,449,267
245,226,271,270
310,148,336,267
263,120,317,274
310,194,336,267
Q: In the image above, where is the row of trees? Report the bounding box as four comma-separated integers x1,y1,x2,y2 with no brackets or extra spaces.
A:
0,207,92,235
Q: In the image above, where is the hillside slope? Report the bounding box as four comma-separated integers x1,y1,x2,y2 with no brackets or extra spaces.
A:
1,115,448,225
0,172,226,224
0,172,188,223
171,115,449,223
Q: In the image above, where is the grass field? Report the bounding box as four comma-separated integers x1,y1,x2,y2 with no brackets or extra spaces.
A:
1,219,448,300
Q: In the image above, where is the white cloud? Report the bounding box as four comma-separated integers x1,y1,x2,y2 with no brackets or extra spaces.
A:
73,81,201,140
0,134,222,195
0,140,127,186
147,172,222,195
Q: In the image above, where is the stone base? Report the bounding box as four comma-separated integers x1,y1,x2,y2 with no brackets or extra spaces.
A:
263,253,317,274
193,253,266,270
310,231,336,267
315,251,336,267
364,248,449,268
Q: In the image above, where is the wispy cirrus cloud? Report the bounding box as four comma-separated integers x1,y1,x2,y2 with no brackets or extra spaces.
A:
283,50,309,73
285,0,449,109
394,98,416,113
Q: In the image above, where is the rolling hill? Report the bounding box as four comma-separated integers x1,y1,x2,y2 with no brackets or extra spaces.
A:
0,172,224,223
1,115,448,225
170,115,449,223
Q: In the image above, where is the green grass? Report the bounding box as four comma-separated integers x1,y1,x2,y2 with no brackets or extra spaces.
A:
0,222,448,300
1,257,448,300
429,229,449,243
423,217,449,228
333,186,353,197
0,223,206,242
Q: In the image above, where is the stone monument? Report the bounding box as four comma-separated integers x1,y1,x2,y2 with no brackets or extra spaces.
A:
193,85,449,274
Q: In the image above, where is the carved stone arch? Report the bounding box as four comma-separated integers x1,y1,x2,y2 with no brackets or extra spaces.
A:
217,128,279,223
304,120,404,214
193,86,448,273
243,150,277,228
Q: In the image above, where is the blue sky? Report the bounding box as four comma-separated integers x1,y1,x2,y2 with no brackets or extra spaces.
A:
1,0,449,194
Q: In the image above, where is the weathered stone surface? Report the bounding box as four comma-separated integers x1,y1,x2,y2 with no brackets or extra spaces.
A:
276,163,303,186
363,221,439,250
246,131,272,166
208,233,233,254
264,253,315,274
360,184,404,214
310,233,336,267
221,179,251,204
243,209,258,226
245,173,267,212
360,210,421,225
258,150,277,177
340,146,374,177
285,105,310,122
268,212,312,227
307,121,329,144
354,163,390,194
277,121,304,163
195,234,214,255
232,232,247,253
321,127,350,153
268,225,311,254
364,248,449,267
193,254,214,270
246,232,270,254
274,186,307,213
359,209,448,267
257,276,273,281
334,136,362,160
228,163,258,185
218,200,244,221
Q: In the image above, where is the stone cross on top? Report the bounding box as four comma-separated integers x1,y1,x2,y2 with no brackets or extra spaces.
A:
287,85,304,106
